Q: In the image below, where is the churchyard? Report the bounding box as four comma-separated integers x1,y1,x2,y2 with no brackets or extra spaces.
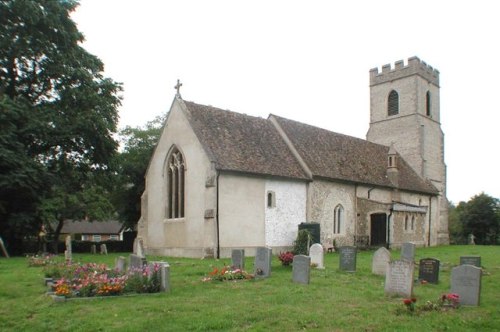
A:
0,245,499,331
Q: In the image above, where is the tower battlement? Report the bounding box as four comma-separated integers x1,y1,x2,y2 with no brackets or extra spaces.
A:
370,56,439,87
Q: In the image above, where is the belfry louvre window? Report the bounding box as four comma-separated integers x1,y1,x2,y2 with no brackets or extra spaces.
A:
166,147,185,219
388,90,399,116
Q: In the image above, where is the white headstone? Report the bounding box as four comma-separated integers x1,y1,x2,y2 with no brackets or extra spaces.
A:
384,259,414,297
451,264,482,306
133,237,145,258
372,247,391,276
309,243,324,269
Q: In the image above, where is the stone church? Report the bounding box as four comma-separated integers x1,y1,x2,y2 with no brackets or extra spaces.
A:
137,57,449,258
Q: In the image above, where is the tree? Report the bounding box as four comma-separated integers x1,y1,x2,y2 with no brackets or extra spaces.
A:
0,0,121,253
113,115,165,229
458,193,500,245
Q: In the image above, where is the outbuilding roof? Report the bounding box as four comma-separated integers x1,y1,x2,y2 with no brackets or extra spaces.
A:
60,220,124,235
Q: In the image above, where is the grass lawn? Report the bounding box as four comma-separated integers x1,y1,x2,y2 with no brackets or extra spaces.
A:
0,245,499,331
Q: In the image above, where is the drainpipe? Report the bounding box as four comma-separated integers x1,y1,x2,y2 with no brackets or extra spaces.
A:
216,171,220,259
428,196,432,247
387,207,393,249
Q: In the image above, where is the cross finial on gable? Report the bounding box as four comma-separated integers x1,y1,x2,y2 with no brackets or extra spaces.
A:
174,79,183,98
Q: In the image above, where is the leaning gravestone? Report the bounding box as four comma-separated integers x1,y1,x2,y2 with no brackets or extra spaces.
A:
339,246,357,272
254,247,272,278
64,235,72,263
292,255,311,284
400,242,415,262
309,243,324,269
372,247,391,276
418,258,440,284
129,253,147,271
385,259,414,297
231,249,245,270
460,256,481,268
100,243,108,255
115,256,127,273
451,264,482,306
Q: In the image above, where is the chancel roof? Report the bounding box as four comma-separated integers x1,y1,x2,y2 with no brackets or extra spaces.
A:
180,99,438,194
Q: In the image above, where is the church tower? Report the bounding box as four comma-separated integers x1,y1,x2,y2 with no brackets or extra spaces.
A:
366,56,449,245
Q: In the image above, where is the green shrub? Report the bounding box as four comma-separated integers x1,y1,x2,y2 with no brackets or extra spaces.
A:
293,229,312,255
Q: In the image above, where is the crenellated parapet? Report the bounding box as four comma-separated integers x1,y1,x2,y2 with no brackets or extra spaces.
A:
370,56,439,87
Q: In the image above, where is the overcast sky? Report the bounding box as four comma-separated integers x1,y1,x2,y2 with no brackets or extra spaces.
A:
72,0,500,204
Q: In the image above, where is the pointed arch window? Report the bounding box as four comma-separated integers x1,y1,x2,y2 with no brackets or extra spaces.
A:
426,91,431,116
388,90,399,116
166,147,185,219
334,204,344,234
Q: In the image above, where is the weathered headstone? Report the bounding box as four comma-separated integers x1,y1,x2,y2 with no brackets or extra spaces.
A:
372,247,391,276
90,244,97,254
400,242,415,262
292,255,311,284
309,243,324,269
451,264,482,306
418,258,440,284
460,256,481,268
100,243,108,255
133,237,145,257
115,256,127,273
339,246,357,272
64,235,72,262
385,259,414,297
231,249,245,270
254,247,272,278
129,253,147,271
149,261,171,292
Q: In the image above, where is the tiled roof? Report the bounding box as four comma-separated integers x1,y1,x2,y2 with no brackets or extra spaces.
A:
182,100,309,180
60,220,124,234
272,115,438,194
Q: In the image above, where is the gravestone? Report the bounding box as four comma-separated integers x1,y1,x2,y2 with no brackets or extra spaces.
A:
254,247,272,278
129,253,147,271
339,246,357,272
231,249,245,270
292,255,311,284
133,237,145,257
451,264,482,306
418,258,440,284
400,242,415,262
385,259,414,297
309,243,324,269
149,261,171,292
460,256,481,268
90,244,97,254
372,247,391,276
100,243,108,255
115,256,127,273
64,235,72,263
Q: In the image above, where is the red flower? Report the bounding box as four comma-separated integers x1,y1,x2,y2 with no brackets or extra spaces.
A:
403,299,412,305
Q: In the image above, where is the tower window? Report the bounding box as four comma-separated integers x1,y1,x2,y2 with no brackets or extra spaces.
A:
388,90,399,116
166,147,185,219
334,204,344,234
267,191,276,208
426,91,431,116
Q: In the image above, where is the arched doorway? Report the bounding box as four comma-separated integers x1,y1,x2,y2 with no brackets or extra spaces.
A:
370,213,387,246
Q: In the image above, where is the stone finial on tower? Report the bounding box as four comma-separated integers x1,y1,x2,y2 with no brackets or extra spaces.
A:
369,57,440,87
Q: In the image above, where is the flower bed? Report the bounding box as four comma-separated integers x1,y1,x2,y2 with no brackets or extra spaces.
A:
202,266,254,282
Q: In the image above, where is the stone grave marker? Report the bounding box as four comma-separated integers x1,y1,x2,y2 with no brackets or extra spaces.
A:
292,255,311,284
460,256,481,268
129,253,147,271
100,243,108,255
150,261,171,292
133,237,145,257
90,244,97,254
309,243,324,269
372,247,391,276
254,247,272,278
339,246,357,272
115,256,127,273
418,258,440,284
384,259,414,297
400,242,415,262
451,264,482,306
231,249,245,270
64,235,72,263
